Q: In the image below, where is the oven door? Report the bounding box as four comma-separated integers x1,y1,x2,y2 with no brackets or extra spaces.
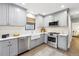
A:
47,36,57,48
48,36,56,42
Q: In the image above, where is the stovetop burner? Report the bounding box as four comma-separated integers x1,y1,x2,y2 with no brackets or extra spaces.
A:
49,32,59,35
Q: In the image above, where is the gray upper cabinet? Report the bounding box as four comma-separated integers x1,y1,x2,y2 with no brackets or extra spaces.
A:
0,4,26,26
36,15,43,28
44,15,53,27
8,4,26,26
0,4,8,25
54,10,68,26
44,10,68,27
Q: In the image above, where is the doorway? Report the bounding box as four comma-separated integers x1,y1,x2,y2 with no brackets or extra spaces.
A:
66,16,79,55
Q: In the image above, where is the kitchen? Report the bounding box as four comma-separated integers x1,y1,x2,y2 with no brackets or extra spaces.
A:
0,3,77,56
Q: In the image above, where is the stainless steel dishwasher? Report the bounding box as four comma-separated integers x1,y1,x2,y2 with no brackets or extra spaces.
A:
18,37,28,54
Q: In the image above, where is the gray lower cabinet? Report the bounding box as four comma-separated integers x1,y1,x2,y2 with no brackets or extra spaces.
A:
58,35,68,50
0,39,18,56
30,37,44,49
41,34,47,43
9,39,18,56
18,37,28,54
0,40,9,56
0,37,29,56
30,39,38,49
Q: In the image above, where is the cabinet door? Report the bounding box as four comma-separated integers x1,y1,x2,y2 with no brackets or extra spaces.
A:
39,36,44,44
41,34,45,43
54,11,67,26
35,38,42,46
41,34,48,43
31,36,43,49
9,4,26,26
9,39,18,56
0,4,8,25
30,39,37,49
0,40,9,56
44,34,48,43
27,37,31,50
23,37,28,50
44,15,53,27
36,15,43,29
58,35,68,50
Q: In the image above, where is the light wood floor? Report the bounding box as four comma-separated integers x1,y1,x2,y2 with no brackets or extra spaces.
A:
20,37,79,56
65,37,79,56
20,44,67,56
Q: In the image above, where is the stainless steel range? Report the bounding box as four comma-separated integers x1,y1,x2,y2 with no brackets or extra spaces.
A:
47,32,59,48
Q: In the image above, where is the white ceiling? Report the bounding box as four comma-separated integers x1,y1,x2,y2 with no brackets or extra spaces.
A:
16,3,79,18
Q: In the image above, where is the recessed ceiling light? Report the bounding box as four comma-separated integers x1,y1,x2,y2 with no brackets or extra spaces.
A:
61,5,65,8
64,11,67,14
21,3,25,5
75,11,79,14
17,8,20,12
27,10,35,14
48,15,52,18
42,13,46,15
27,13,35,18
30,11,34,14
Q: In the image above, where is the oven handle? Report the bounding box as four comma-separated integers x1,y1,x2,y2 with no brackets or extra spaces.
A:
48,35,57,37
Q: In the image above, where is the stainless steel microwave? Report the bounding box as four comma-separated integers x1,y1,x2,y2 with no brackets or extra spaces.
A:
49,21,58,26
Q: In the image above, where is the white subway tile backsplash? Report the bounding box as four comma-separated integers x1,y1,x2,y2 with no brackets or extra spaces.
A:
0,26,68,38
0,26,32,38
46,27,68,34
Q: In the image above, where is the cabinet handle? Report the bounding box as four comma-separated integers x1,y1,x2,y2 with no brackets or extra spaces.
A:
7,45,9,47
21,39,24,40
10,44,12,46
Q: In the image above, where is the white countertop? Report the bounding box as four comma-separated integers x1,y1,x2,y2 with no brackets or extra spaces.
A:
58,33,68,36
0,34,31,41
0,32,49,41
0,32,67,41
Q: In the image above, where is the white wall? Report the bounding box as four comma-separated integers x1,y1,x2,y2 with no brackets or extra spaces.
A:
72,18,79,32
68,13,72,48
46,27,68,34
72,23,79,31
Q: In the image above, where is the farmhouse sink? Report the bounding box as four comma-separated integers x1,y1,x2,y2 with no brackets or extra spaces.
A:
31,33,40,40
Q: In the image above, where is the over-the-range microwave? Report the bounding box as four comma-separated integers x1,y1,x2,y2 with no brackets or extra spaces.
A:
49,21,59,26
